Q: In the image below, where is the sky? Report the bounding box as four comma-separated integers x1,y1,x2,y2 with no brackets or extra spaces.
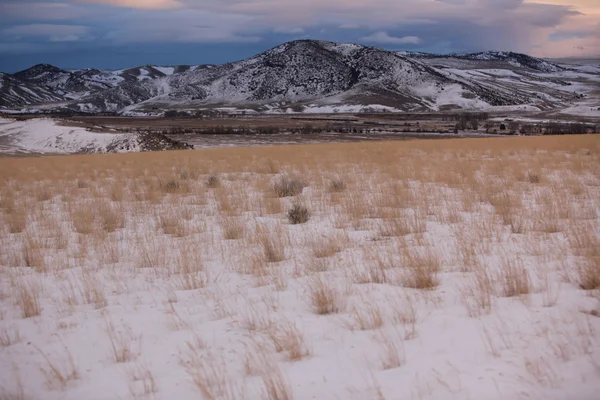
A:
0,0,598,72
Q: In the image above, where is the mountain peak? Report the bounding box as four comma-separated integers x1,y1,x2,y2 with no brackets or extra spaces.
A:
1,39,590,114
14,64,64,79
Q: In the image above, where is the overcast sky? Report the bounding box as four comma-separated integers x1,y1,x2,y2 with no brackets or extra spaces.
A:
0,0,598,72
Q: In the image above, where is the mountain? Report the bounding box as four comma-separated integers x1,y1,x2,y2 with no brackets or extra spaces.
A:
1,40,597,115
404,51,565,73
0,72,65,108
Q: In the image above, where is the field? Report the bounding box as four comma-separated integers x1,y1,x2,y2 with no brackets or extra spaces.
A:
0,135,599,399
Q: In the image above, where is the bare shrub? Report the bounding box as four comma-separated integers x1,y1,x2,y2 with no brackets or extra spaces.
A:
287,204,310,225
206,174,221,188
163,179,181,193
527,171,541,184
273,177,305,198
328,179,347,193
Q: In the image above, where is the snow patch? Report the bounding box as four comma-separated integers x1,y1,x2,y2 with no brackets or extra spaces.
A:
0,117,141,154
154,66,175,76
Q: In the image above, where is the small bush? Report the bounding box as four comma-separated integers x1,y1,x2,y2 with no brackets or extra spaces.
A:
163,180,180,193
329,179,346,193
527,171,540,184
206,174,220,188
287,204,310,225
273,177,305,198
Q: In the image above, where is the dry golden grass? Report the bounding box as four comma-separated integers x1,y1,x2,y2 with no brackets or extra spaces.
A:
220,216,245,240
0,133,598,399
399,247,441,289
307,275,346,315
376,329,406,370
127,360,158,398
498,257,532,297
14,278,41,318
35,342,80,391
261,365,294,400
267,321,311,361
104,316,139,363
350,300,385,331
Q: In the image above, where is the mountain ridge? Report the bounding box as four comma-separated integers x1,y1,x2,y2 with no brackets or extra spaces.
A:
1,39,595,115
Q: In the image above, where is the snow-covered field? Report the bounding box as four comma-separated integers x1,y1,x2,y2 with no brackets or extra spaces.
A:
0,117,141,154
0,136,599,400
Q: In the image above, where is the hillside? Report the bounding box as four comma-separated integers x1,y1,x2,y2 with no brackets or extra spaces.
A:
1,40,599,116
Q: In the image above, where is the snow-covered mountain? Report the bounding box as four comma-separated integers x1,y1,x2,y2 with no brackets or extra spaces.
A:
1,40,598,115
405,51,565,73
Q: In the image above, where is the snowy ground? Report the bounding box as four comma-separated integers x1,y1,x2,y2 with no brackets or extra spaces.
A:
0,135,599,400
0,117,141,155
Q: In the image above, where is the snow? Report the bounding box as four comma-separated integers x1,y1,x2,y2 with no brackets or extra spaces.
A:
478,69,522,78
0,117,141,154
154,66,175,76
554,104,600,117
0,139,598,400
284,104,401,114
2,40,599,115
570,65,600,74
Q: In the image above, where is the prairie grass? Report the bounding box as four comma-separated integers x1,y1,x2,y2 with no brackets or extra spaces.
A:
0,134,598,400
307,275,346,315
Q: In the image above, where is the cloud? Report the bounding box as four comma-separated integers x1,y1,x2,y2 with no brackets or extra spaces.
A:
0,2,88,20
274,27,305,34
101,9,260,43
73,0,183,10
361,32,421,45
3,24,91,42
1,0,599,61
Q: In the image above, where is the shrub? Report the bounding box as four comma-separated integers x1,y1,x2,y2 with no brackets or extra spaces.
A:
328,179,347,193
527,171,541,184
163,180,180,193
287,204,310,225
273,177,305,198
206,174,220,188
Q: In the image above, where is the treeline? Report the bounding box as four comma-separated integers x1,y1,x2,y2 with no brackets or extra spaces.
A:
158,124,367,135
443,112,490,122
520,122,598,135
163,110,251,119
